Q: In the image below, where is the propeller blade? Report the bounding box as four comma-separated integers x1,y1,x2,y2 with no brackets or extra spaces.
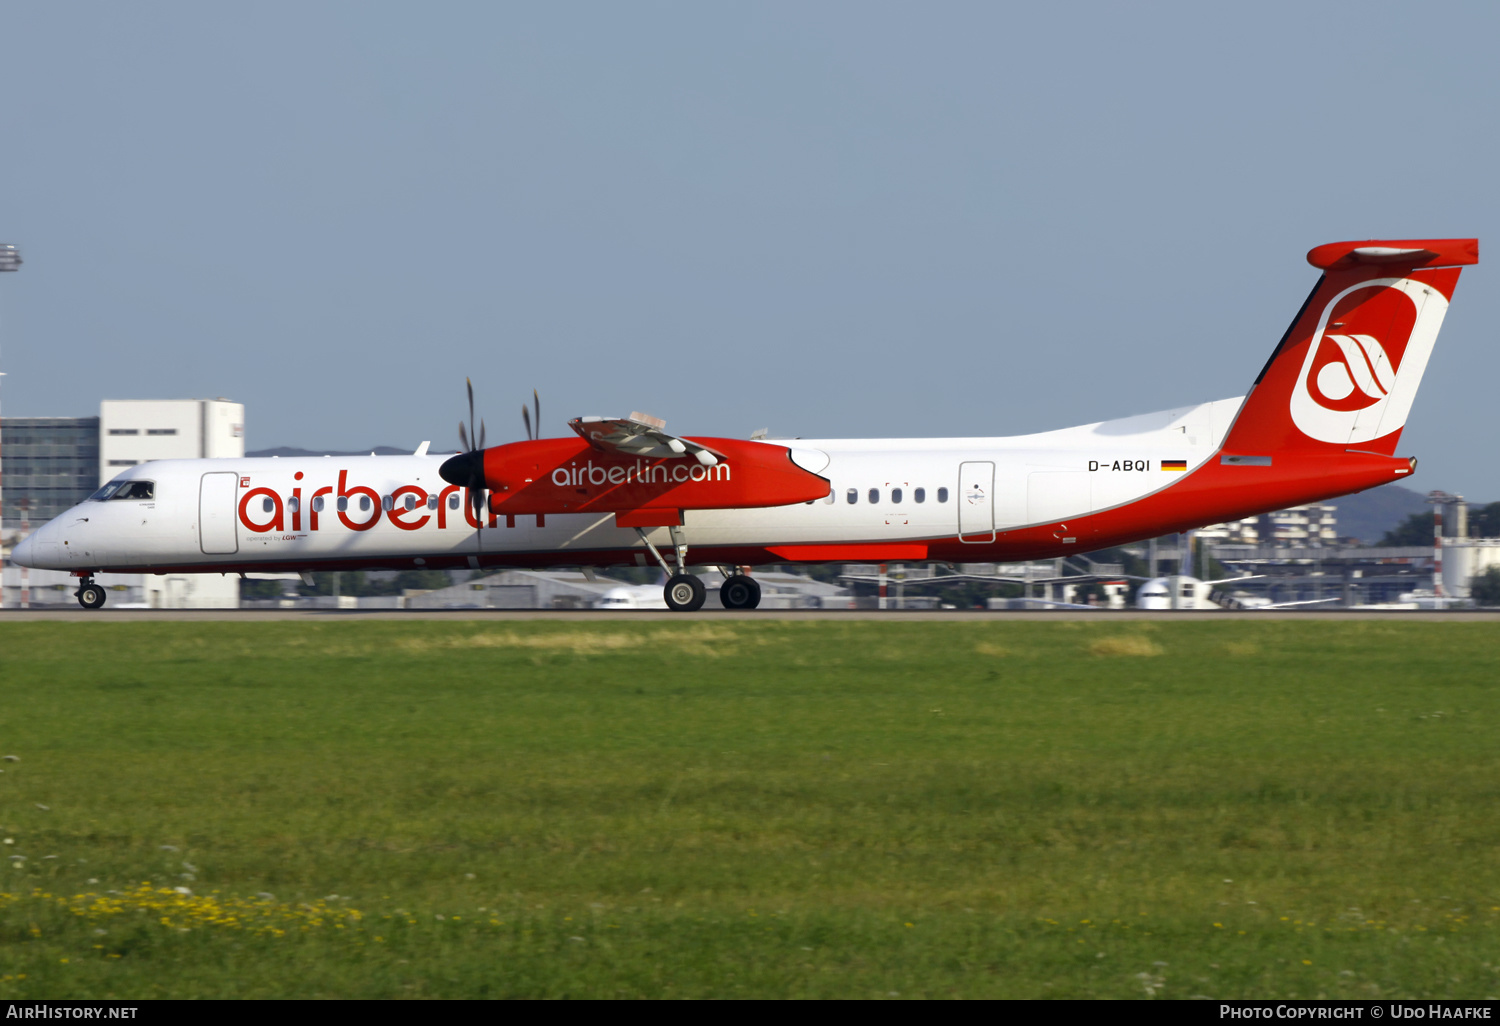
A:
468,490,484,542
533,389,541,439
453,378,487,544
522,405,533,441
469,476,487,535
466,377,478,456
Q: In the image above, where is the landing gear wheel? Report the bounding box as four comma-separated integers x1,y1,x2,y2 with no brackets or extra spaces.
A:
77,584,107,610
720,576,761,610
664,574,706,612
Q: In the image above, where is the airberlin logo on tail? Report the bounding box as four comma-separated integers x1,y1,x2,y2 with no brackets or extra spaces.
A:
1289,277,1448,445
1309,334,1395,410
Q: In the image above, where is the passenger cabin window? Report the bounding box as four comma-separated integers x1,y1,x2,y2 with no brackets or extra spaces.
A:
312,496,325,513
287,496,300,513
262,497,275,514
337,496,349,512
891,487,903,504
403,494,417,511
823,491,835,505
868,488,879,505
381,495,393,512
937,487,949,503
846,488,858,504
448,494,460,510
360,496,372,512
914,487,926,503
427,495,439,510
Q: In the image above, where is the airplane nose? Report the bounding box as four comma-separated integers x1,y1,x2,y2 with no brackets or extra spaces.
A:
11,530,36,568
439,451,481,488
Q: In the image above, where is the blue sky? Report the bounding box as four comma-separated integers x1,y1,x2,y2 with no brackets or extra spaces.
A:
2,2,1497,496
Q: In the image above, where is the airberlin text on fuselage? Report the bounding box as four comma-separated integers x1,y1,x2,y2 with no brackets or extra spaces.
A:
237,469,460,535
236,463,732,534
551,459,731,487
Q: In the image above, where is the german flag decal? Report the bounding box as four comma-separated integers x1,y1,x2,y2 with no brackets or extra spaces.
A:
1161,459,1188,472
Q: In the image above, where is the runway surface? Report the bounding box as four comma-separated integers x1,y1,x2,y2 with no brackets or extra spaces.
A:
4,608,1500,622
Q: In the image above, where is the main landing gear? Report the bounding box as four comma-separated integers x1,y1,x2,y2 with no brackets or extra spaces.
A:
75,576,107,610
718,573,761,610
632,526,761,612
664,573,706,612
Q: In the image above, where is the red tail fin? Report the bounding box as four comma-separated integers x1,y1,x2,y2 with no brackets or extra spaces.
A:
1222,238,1478,457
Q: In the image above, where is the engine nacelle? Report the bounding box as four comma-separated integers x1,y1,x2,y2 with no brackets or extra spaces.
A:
443,437,830,518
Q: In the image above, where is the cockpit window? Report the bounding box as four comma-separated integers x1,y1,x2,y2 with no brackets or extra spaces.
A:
112,480,155,500
89,479,153,501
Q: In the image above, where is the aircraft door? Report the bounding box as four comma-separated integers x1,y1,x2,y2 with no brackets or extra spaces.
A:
199,472,240,554
958,461,996,543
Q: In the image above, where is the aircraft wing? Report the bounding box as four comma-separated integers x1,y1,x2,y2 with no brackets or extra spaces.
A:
1253,597,1341,610
1008,597,1105,610
570,414,721,466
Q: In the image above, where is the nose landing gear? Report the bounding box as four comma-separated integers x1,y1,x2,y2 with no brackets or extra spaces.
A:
76,577,107,610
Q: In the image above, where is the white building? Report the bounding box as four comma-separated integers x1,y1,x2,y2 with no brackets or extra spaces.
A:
99,399,244,481
1264,504,1339,545
1198,503,1339,547
1195,516,1262,545
1437,539,1500,600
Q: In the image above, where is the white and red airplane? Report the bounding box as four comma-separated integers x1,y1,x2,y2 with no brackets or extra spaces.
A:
12,237,1478,611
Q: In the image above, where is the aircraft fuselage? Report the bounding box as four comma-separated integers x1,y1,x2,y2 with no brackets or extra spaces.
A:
11,394,1411,578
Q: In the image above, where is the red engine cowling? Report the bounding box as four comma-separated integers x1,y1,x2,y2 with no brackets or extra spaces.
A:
477,437,829,517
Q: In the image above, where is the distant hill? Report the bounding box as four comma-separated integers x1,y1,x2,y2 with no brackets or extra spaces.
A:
1324,484,1432,544
246,445,448,458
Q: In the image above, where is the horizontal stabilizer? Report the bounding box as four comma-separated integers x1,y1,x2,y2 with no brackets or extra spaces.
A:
1307,238,1478,270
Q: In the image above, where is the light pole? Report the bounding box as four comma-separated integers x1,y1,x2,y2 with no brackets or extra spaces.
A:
0,243,21,609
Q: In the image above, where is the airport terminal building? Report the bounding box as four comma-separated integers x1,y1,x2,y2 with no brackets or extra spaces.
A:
0,415,100,525
1,399,243,530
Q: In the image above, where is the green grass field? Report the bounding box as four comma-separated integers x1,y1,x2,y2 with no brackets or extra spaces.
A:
1,618,1499,998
